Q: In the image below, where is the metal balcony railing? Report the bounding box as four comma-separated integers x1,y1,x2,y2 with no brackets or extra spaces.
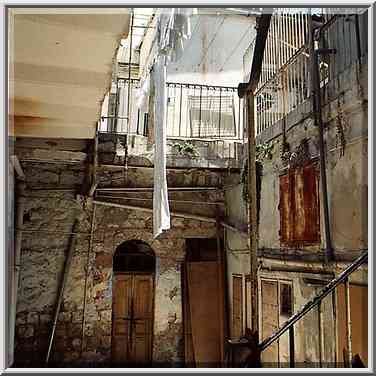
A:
99,78,149,137
247,10,368,136
99,79,244,141
166,82,243,140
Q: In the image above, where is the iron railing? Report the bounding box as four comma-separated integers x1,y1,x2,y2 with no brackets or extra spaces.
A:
99,78,149,136
259,251,368,368
251,10,368,136
99,79,244,141
166,82,243,140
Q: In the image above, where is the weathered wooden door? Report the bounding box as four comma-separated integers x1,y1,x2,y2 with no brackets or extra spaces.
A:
232,275,243,338
261,279,279,366
112,273,154,365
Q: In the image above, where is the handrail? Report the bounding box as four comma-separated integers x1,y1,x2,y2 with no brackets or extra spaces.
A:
259,251,368,352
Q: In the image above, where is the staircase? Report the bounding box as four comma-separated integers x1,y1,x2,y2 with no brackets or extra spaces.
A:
258,252,368,368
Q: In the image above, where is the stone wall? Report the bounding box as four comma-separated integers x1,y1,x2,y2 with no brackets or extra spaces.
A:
14,159,222,366
223,58,368,365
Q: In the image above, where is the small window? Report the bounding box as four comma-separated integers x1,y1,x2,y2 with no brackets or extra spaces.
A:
188,95,236,138
280,283,292,316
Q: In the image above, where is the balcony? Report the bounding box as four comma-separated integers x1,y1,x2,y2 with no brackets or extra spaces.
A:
98,80,245,169
244,11,368,140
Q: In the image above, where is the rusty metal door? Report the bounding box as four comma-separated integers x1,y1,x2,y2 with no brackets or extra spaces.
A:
112,273,154,365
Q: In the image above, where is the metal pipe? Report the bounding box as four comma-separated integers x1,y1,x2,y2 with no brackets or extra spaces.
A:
289,325,295,367
216,212,225,365
310,14,335,262
45,219,79,364
344,278,352,367
167,81,237,91
259,251,367,351
318,300,324,367
260,263,334,275
96,195,224,206
10,155,25,181
96,186,220,192
220,221,248,237
354,14,362,65
332,289,338,367
81,204,96,356
237,13,272,337
127,9,134,133
93,199,217,223
20,229,90,236
89,131,98,197
9,180,26,366
246,92,259,334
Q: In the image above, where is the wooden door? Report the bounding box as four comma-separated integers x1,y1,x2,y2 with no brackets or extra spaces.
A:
186,261,222,367
112,273,154,365
232,275,243,338
261,280,279,366
337,284,368,367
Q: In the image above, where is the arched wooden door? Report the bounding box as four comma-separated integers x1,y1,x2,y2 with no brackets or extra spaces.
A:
112,240,155,366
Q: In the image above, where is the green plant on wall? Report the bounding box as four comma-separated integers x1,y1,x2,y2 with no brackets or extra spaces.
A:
255,141,275,162
241,140,274,214
172,141,200,159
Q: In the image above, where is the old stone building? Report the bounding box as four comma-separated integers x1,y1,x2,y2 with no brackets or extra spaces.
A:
5,6,370,370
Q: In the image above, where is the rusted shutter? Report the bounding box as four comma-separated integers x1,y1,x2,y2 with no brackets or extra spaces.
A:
279,172,293,243
301,164,320,242
279,163,320,245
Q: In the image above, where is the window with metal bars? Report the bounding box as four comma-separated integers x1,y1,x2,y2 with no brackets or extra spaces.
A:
188,95,236,138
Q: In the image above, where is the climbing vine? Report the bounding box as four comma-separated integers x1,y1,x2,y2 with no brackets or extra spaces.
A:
240,158,263,225
172,141,200,159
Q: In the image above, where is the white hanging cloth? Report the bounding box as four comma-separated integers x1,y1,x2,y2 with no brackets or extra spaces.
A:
151,8,197,237
136,75,150,113
160,8,197,63
152,56,170,238
135,8,196,112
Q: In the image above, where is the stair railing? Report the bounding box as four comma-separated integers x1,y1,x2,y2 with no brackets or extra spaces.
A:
258,251,368,368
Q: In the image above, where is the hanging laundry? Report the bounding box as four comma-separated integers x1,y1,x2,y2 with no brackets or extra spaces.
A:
152,56,170,238
151,8,197,237
136,75,150,113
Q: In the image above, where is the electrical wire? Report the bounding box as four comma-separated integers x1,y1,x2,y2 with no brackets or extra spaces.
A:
218,22,255,72
197,15,228,69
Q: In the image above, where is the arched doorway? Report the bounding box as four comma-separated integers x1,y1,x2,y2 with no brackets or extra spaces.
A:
112,240,155,366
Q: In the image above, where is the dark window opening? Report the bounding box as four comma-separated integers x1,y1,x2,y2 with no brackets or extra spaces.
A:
113,239,155,273
280,283,292,316
185,238,222,262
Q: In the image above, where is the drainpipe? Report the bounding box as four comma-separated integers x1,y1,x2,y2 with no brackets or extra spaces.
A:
88,131,98,197
9,179,26,366
309,14,335,262
45,219,79,364
238,13,272,338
